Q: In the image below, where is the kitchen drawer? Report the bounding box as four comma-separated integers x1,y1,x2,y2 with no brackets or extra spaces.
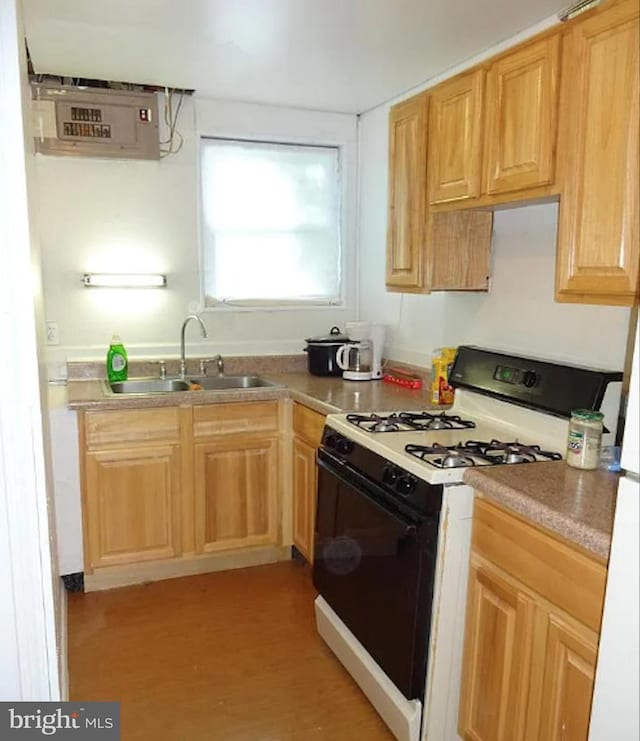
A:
293,402,325,447
84,407,180,450
193,401,278,439
472,497,606,632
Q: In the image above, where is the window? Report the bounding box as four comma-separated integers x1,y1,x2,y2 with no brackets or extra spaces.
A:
200,138,342,306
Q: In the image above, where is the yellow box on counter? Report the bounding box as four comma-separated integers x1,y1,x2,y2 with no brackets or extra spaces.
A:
431,347,457,405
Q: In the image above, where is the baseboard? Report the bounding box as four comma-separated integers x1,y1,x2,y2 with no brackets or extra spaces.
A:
84,545,291,592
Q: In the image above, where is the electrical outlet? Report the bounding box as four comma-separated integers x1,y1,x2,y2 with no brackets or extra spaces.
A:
46,320,59,346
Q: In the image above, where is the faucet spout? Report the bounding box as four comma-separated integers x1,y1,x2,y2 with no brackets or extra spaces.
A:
180,315,208,379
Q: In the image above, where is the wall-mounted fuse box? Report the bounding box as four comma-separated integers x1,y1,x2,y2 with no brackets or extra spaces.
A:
31,83,160,160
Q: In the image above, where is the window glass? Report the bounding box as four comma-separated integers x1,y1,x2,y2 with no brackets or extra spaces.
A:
200,138,342,305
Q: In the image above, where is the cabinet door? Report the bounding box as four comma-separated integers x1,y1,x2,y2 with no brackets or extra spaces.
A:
428,69,484,205
556,0,639,304
292,436,317,563
428,211,493,291
537,613,598,741
386,93,428,291
194,435,279,553
84,445,181,569
484,35,560,195
459,558,536,741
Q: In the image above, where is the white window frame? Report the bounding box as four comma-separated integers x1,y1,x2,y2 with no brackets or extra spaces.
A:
196,128,355,314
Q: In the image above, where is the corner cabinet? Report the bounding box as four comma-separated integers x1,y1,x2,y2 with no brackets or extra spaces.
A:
386,92,429,291
292,402,325,562
459,498,606,741
555,0,639,305
387,91,494,295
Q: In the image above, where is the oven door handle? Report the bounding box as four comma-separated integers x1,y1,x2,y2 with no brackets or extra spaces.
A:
317,448,424,530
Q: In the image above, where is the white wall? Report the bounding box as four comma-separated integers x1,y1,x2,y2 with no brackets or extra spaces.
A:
36,95,358,376
357,31,631,372
0,0,62,700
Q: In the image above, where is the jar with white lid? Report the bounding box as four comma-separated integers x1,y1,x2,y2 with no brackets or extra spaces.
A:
566,409,604,470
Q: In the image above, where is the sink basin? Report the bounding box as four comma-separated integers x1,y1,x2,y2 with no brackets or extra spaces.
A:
189,375,278,390
107,375,279,394
109,378,191,394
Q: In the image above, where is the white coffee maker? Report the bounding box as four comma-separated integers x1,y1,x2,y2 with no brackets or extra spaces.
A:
343,321,386,380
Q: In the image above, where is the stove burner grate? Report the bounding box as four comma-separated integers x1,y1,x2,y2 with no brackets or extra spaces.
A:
346,411,476,433
405,439,563,469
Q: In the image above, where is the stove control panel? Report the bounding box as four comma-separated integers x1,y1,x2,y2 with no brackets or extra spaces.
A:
493,364,538,388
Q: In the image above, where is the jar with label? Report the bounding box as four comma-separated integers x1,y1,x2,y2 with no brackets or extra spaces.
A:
566,409,604,470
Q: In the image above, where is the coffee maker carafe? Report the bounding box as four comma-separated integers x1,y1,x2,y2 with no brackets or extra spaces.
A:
336,340,373,381
344,321,386,380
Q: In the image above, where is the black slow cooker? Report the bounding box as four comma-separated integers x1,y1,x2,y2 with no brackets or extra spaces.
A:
304,326,351,377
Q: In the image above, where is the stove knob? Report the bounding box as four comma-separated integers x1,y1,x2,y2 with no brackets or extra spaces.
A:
396,475,417,496
383,464,400,485
324,432,339,449
522,370,538,388
336,437,354,455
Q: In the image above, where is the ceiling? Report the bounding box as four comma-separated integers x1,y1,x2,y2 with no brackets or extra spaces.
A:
22,0,564,114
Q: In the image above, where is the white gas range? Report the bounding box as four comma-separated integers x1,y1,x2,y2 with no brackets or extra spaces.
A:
312,346,622,741
325,388,571,484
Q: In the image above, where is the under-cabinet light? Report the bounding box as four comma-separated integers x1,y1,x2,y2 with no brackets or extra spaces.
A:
82,273,167,288
558,0,601,21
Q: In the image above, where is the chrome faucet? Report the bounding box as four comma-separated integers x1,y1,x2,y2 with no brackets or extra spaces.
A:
199,355,224,377
180,315,208,379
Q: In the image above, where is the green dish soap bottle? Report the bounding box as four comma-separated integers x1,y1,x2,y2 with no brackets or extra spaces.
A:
106,334,128,383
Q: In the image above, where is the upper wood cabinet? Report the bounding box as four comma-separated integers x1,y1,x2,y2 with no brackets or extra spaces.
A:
428,69,485,205
555,0,639,305
484,35,560,195
386,89,494,295
386,93,428,291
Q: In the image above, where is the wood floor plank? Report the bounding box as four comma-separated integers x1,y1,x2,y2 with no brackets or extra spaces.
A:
68,561,393,740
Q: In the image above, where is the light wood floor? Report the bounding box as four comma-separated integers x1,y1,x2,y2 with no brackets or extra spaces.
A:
68,560,393,740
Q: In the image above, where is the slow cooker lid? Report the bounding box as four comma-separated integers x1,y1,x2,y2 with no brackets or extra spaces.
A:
305,326,350,344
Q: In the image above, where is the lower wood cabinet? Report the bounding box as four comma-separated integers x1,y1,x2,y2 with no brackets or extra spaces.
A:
538,612,598,741
292,402,325,562
460,560,536,741
292,436,317,561
194,435,279,553
459,498,606,741
84,444,182,569
80,401,284,588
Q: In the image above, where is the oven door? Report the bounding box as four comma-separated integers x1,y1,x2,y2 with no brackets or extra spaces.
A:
313,447,440,700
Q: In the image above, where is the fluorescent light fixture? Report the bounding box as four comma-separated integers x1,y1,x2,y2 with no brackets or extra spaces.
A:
82,273,167,288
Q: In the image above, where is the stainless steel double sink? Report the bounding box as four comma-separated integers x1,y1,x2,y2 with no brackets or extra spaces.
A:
108,375,279,395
